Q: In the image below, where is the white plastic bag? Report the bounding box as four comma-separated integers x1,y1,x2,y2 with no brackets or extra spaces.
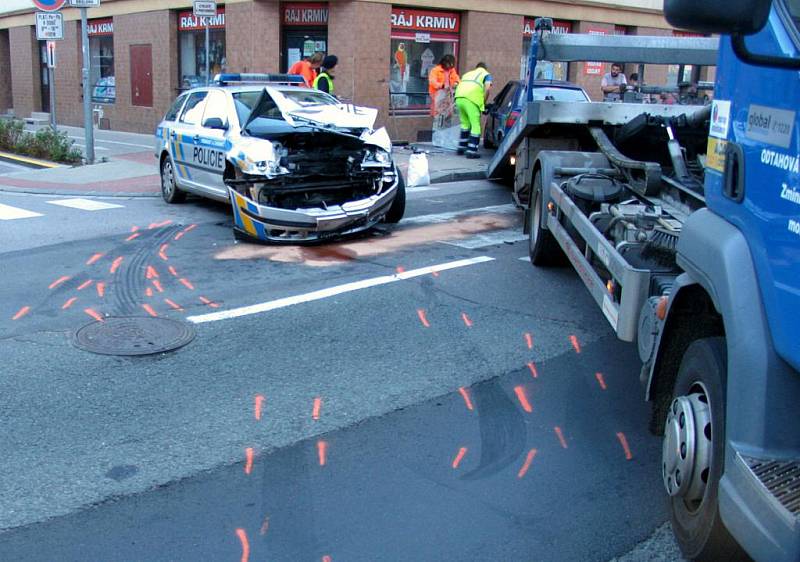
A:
406,152,430,187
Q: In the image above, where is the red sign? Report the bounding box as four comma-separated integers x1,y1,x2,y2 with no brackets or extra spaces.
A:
673,30,704,37
523,18,572,37
87,18,113,37
584,26,608,75
33,0,67,12
391,8,460,33
178,7,226,31
283,3,328,26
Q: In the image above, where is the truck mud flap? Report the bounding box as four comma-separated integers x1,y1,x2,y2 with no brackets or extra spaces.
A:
546,180,650,342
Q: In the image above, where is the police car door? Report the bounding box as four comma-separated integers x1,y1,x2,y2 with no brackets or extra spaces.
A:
172,91,208,192
192,89,230,198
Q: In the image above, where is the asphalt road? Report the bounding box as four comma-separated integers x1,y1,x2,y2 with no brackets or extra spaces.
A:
0,180,682,561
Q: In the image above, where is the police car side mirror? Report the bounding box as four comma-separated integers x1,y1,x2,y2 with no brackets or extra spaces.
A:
203,117,228,130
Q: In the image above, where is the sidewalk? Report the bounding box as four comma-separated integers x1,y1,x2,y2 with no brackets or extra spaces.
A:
0,131,488,198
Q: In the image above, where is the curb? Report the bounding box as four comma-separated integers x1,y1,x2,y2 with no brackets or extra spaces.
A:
0,185,159,198
430,169,487,184
0,151,61,169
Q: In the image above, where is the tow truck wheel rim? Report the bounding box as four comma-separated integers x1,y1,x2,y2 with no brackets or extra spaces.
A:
663,383,712,512
161,159,175,198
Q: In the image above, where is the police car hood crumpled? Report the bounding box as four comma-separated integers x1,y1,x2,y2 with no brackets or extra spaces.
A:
276,99,379,131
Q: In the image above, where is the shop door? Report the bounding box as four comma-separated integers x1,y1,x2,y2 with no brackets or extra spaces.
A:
282,29,327,72
39,42,50,113
130,44,153,107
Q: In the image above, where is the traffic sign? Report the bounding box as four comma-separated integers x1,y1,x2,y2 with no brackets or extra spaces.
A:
33,0,67,11
46,41,57,68
36,12,64,40
69,0,101,6
193,0,217,18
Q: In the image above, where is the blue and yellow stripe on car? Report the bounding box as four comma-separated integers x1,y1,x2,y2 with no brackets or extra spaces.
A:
228,188,268,240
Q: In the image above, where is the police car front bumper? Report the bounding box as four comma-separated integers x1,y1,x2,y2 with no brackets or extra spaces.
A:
228,178,399,243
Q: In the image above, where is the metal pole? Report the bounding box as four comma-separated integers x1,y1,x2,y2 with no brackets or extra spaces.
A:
205,24,210,85
48,65,56,130
80,8,94,164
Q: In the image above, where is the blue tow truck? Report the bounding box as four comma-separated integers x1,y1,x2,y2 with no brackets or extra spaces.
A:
488,0,799,559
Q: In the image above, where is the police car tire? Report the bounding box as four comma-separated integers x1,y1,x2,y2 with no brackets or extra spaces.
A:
160,156,186,204
384,171,406,224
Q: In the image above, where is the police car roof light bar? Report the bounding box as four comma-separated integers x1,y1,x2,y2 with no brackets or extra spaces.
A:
213,73,306,86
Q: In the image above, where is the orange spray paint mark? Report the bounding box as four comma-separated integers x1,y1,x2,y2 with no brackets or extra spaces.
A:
524,332,533,349
76,279,93,291
168,266,179,277
616,432,633,460
145,287,153,298
244,447,254,475
235,528,250,562
431,270,440,277
199,296,220,308
312,397,322,420
12,306,30,321
152,280,164,293
179,278,194,290
86,253,104,265
174,223,197,241
514,385,533,413
452,446,468,469
458,387,474,411
570,335,582,354
164,298,183,311
96,282,106,298
125,232,140,242
527,362,538,379
130,225,139,233
62,297,77,310
84,308,103,322
49,276,70,290
461,313,473,327
158,244,169,261
396,266,405,274
109,256,124,274
259,516,270,536
517,448,538,479
317,440,328,466
417,309,430,328
595,372,607,390
554,426,568,449
145,265,159,279
254,395,265,421
322,556,332,562
148,219,173,229
142,304,158,317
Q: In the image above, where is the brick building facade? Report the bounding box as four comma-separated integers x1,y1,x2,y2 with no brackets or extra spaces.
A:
0,0,699,140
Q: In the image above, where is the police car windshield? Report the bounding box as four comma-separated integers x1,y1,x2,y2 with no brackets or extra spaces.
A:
233,91,270,125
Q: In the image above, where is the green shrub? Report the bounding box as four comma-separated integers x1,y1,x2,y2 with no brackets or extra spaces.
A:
0,118,83,165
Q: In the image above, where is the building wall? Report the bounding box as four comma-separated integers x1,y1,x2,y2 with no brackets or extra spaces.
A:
226,0,280,74
568,20,615,101
9,25,40,118
0,30,12,114
53,21,83,128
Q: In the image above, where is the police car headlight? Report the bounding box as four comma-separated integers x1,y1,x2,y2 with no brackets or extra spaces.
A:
363,149,391,167
256,161,268,171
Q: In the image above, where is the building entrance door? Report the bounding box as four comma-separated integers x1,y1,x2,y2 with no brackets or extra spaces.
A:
281,29,327,73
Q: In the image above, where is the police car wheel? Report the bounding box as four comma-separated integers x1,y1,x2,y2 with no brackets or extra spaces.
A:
160,157,186,204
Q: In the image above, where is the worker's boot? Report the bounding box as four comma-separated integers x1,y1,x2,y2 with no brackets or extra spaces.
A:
457,130,469,155
465,134,481,159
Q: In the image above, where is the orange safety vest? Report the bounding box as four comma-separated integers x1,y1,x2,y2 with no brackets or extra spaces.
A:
428,65,459,116
288,60,317,88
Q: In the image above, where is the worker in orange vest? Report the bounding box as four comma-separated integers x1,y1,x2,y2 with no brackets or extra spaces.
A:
428,54,459,117
289,51,324,88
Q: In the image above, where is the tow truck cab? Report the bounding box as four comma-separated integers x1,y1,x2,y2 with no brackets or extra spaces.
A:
663,0,800,560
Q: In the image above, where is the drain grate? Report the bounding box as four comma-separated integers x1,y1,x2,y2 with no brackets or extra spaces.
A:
744,456,800,517
73,316,196,356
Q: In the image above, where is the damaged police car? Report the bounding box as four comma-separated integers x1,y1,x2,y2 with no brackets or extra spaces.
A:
155,74,404,242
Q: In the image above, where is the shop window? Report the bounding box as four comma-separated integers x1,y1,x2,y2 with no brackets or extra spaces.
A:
521,18,572,81
390,8,460,115
178,7,226,89
88,18,115,104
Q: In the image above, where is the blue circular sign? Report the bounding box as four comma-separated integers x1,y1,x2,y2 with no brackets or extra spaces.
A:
33,0,67,12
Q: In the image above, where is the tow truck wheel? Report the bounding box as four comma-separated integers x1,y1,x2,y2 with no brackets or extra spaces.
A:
160,155,186,204
528,171,563,266
384,169,406,224
664,337,749,561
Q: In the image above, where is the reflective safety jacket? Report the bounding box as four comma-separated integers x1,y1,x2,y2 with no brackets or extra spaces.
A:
289,60,317,88
313,72,334,95
454,68,491,112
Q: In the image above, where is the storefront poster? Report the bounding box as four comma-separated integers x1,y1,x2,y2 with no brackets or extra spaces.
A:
283,3,328,26
584,26,607,75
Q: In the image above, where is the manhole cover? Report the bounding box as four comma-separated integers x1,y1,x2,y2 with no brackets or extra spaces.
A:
73,316,196,356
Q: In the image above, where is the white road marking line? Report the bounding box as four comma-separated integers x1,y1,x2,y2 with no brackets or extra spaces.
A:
406,186,439,193
68,135,152,149
440,229,527,249
46,198,124,211
0,203,43,220
72,143,110,151
403,204,516,226
188,256,495,324
518,256,530,261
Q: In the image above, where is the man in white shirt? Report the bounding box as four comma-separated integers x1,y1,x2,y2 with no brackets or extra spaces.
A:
601,63,627,101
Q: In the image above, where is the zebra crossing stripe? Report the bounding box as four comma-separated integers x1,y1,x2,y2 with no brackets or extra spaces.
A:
0,203,43,220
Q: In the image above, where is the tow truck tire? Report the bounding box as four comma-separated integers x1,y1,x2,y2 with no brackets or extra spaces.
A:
384,170,406,224
528,171,563,266
665,337,749,562
160,155,186,204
